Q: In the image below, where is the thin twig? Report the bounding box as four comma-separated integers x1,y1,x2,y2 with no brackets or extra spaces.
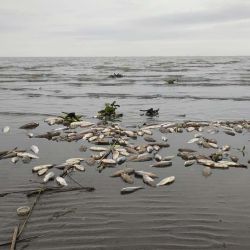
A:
10,226,18,250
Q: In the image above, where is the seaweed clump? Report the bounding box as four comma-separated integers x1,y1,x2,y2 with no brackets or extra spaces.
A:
97,101,123,122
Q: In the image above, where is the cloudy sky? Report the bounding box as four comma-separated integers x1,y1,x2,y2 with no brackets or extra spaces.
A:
0,0,250,56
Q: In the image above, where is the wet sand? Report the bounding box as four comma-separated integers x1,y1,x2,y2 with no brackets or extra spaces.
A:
0,120,249,250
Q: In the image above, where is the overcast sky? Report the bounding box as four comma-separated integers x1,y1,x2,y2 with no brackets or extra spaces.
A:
0,0,250,56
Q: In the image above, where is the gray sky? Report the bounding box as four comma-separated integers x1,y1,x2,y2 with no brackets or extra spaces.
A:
0,0,250,56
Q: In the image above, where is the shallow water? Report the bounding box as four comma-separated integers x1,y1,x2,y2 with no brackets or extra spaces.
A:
0,57,250,250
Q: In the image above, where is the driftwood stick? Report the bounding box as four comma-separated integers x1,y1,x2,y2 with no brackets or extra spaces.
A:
26,186,95,197
0,234,46,247
17,188,42,239
10,226,18,250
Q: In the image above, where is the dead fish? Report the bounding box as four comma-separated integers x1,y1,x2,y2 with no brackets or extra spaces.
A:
37,168,48,176
89,146,107,152
218,160,238,167
230,155,239,162
17,152,39,159
112,150,120,160
82,132,93,140
187,138,199,144
134,170,158,179
66,158,84,165
32,164,54,172
137,130,144,136
19,122,39,130
224,130,235,136
30,145,39,154
117,156,127,165
56,176,68,186
213,162,229,169
157,176,175,186
70,121,94,129
88,136,98,142
197,159,215,167
45,117,64,125
43,172,55,183
120,173,134,184
141,129,152,135
124,130,135,137
131,155,153,162
73,164,85,171
154,154,162,161
120,186,144,195
186,127,195,132
153,145,160,151
208,143,218,149
101,159,116,165
111,168,134,177
146,146,154,153
202,167,212,177
184,160,196,167
194,133,202,138
144,136,156,142
2,126,10,133
162,155,175,161
11,157,19,164
150,161,172,167
222,145,230,151
142,174,156,187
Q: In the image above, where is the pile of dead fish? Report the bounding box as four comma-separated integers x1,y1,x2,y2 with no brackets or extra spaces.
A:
1,116,250,194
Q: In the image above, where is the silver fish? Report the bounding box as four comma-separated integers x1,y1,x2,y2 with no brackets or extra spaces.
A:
154,154,162,162
37,168,48,176
32,164,54,172
120,173,134,184
120,186,144,195
150,161,172,167
184,160,196,167
89,146,108,152
56,176,68,186
17,152,39,159
143,175,155,187
73,164,85,171
30,145,39,154
157,176,175,186
134,170,158,179
43,172,55,183
187,138,199,144
162,155,175,161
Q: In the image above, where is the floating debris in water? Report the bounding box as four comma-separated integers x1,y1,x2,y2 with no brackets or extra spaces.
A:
202,167,212,177
2,126,10,133
17,206,30,216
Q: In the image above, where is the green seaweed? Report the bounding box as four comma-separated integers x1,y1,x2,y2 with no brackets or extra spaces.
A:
97,101,123,122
